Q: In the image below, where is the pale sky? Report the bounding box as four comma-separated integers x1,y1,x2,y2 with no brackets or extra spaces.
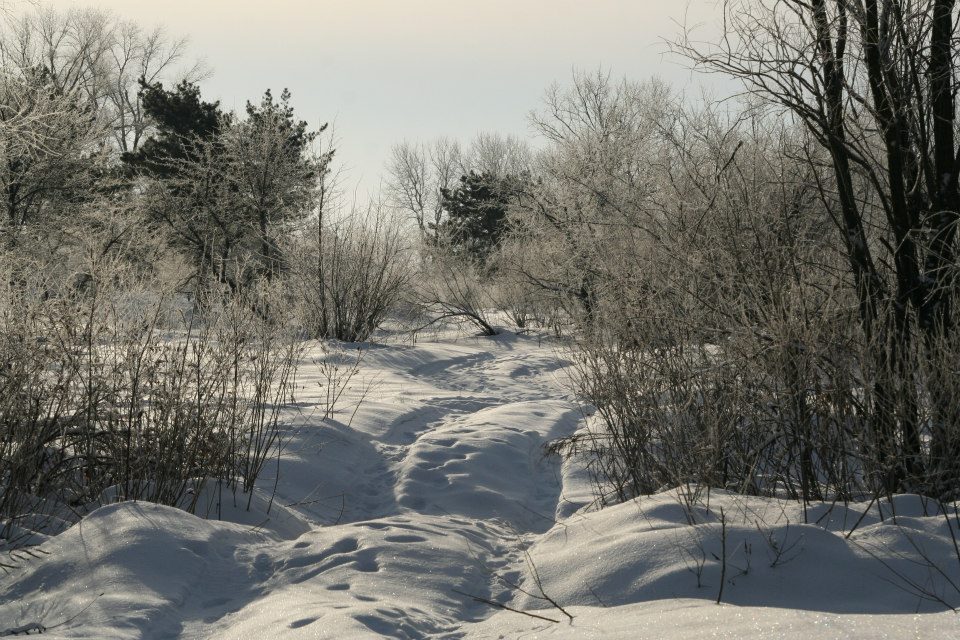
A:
45,0,722,195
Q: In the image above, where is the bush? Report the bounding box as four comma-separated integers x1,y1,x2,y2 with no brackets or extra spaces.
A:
414,247,499,337
523,76,939,505
289,203,411,342
0,253,301,547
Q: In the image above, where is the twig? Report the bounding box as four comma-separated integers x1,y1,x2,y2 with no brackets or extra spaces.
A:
1,592,105,637
845,494,879,540
716,507,727,605
451,589,560,623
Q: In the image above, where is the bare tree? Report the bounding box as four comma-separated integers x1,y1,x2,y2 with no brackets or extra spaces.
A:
0,5,205,154
104,20,207,153
386,137,462,241
508,72,676,324
0,6,113,102
464,131,531,179
0,64,108,249
677,0,960,496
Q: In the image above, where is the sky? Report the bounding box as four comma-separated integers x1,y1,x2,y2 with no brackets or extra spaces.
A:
44,0,722,195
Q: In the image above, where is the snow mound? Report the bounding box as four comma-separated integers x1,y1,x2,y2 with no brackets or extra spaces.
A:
95,480,311,541
0,502,269,638
517,489,960,614
468,599,958,639
395,399,581,531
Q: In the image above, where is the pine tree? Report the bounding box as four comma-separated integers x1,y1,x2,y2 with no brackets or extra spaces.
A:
439,170,525,263
131,84,332,294
122,79,228,178
226,88,331,281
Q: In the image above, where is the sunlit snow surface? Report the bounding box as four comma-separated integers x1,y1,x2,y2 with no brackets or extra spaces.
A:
2,330,958,638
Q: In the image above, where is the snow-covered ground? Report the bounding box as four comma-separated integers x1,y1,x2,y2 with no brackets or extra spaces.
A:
2,330,959,638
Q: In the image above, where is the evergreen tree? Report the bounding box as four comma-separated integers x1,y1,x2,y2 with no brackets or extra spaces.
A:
122,79,228,178
133,85,331,293
439,170,524,263
226,88,331,281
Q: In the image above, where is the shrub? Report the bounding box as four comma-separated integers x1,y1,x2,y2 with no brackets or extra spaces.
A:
414,247,499,337
289,203,411,342
0,253,301,547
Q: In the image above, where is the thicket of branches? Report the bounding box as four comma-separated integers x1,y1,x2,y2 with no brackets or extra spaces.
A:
289,200,411,342
518,0,960,506
675,0,960,498
0,254,301,545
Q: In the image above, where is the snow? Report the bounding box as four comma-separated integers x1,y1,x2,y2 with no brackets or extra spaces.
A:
2,330,959,638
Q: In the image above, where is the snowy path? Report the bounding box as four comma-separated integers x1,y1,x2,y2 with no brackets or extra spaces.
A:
175,334,585,638
2,332,960,638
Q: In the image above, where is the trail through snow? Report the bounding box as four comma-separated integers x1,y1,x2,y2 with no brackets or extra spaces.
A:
2,332,959,638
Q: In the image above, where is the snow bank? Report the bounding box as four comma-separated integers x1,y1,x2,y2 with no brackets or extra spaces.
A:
0,502,268,638
469,599,958,639
517,490,960,615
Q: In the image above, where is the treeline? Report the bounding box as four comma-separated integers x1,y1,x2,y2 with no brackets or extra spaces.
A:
1,9,332,308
